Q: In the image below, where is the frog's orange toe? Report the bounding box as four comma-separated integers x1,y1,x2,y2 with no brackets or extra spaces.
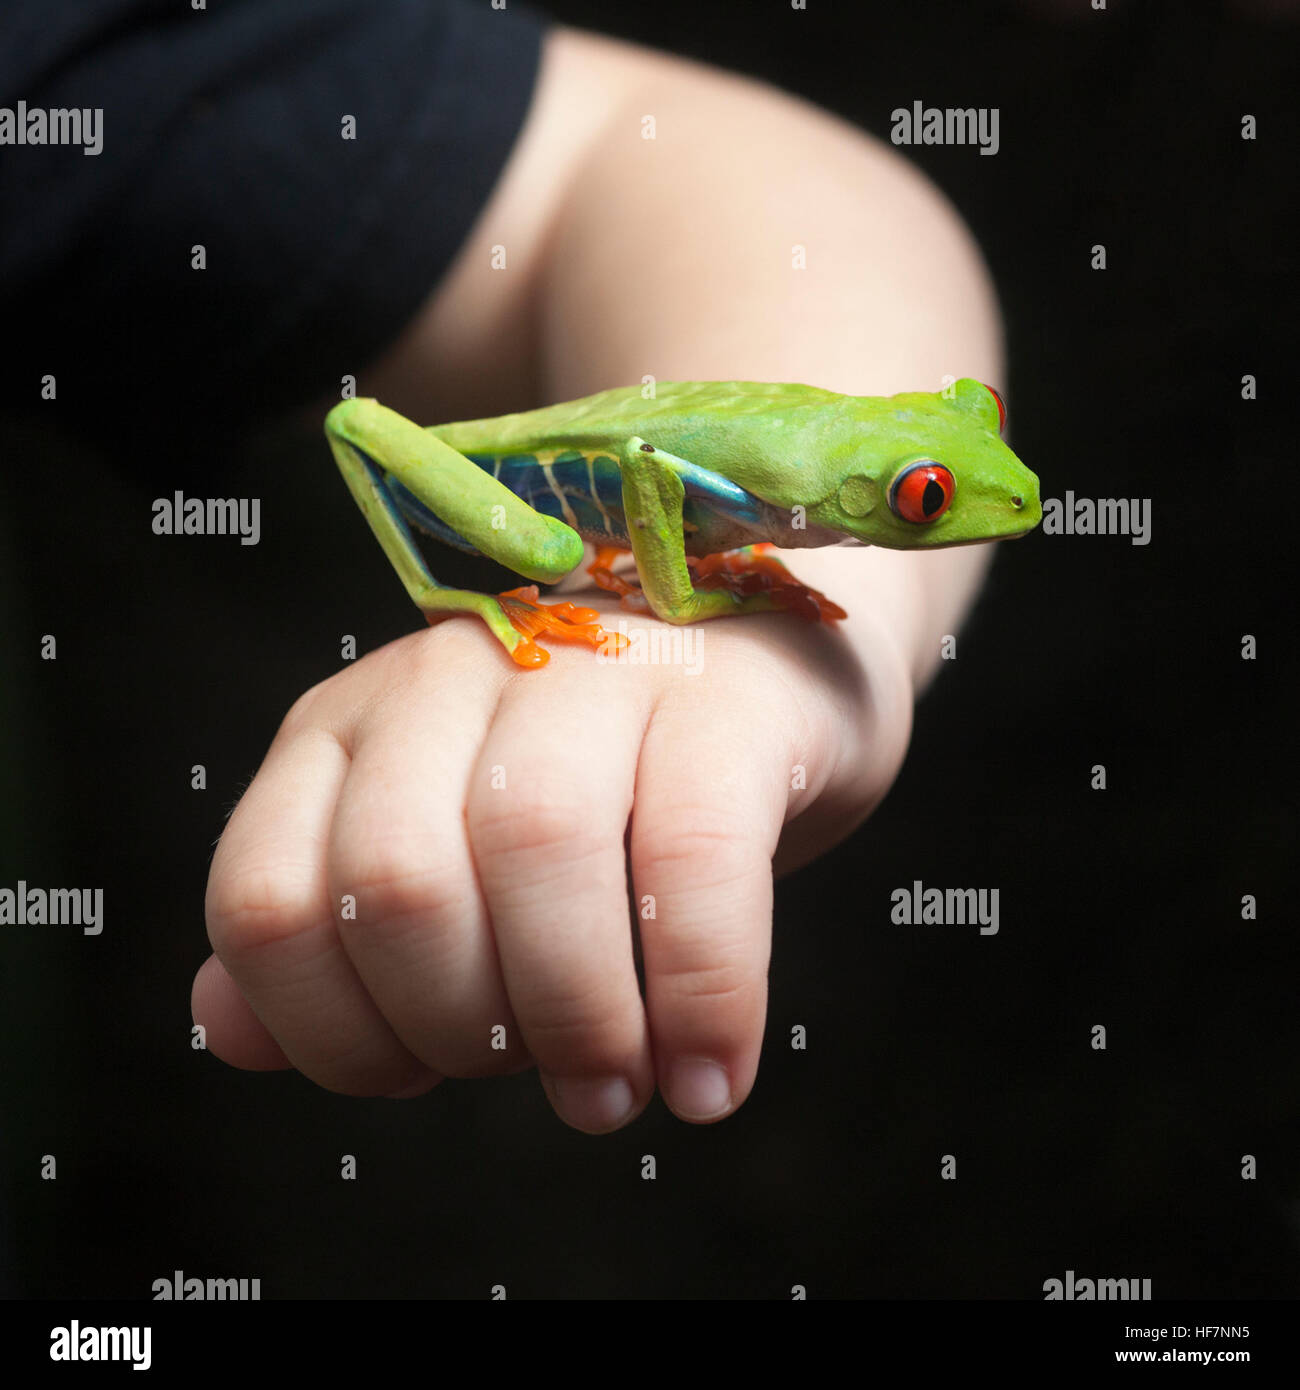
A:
498,587,626,665
506,634,550,667
587,546,641,599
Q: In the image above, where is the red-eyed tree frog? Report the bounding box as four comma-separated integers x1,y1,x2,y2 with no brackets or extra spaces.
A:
324,377,1040,667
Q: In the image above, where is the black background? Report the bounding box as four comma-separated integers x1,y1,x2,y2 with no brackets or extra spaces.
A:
1,0,1295,1303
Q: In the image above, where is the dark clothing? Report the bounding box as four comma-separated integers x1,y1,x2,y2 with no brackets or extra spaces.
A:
0,0,545,424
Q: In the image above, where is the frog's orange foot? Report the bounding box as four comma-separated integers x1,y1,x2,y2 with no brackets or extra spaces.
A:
692,545,847,623
497,586,628,667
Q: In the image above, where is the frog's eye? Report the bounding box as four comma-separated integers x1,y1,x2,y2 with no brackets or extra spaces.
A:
981,383,1007,434
890,460,955,524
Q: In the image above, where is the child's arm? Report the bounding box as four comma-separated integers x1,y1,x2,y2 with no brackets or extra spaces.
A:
194,26,1007,1131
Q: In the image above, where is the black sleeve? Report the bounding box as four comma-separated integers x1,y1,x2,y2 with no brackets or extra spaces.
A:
0,0,546,427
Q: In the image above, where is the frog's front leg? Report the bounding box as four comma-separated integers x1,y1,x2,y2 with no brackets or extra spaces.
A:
616,439,845,626
326,399,619,667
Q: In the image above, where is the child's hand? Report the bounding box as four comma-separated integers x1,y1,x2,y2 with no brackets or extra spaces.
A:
193,593,914,1132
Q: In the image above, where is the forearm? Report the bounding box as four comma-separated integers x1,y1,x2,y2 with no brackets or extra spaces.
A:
365,26,1003,690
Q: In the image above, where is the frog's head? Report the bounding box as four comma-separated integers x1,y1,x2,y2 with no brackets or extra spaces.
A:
807,379,1041,548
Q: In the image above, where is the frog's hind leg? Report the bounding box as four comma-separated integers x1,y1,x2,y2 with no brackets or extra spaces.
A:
326,399,623,667
692,544,847,622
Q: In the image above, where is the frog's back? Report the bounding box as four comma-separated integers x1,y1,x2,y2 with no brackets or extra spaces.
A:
430,380,845,455
390,382,862,562
388,384,841,561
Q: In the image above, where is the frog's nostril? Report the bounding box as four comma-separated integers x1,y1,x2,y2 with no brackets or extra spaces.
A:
1010,495,1023,509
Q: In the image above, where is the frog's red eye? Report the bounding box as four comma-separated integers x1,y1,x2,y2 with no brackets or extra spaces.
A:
982,383,1007,433
890,460,955,524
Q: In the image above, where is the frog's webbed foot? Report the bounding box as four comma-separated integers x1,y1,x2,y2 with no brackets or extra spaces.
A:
494,587,628,668
691,543,847,623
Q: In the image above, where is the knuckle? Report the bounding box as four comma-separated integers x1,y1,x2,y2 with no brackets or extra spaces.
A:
637,807,761,882
277,678,333,739
470,785,608,864
519,982,637,1065
332,843,468,944
411,618,495,676
655,956,757,1007
205,862,321,957
650,929,759,1005
278,1020,432,1099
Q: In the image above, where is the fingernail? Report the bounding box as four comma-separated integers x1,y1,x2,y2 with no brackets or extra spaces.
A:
551,1075,636,1132
666,1058,732,1120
